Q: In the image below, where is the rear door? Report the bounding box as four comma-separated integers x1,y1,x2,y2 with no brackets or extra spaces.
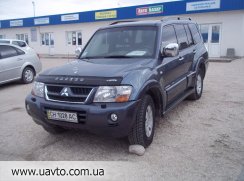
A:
0,45,25,83
174,24,194,77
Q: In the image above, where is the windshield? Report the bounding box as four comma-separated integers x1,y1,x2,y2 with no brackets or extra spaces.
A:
80,26,157,59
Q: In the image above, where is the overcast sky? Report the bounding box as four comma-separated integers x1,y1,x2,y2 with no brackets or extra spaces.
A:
0,0,180,20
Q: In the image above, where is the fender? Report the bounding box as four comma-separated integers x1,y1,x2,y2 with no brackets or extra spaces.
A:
135,80,166,116
19,62,36,78
192,47,208,74
136,80,162,99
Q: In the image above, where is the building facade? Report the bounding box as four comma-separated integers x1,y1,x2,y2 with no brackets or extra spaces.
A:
0,0,243,58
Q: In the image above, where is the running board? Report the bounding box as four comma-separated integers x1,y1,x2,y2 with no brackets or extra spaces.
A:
163,88,194,115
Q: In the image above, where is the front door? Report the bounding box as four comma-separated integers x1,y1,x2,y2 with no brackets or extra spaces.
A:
200,24,221,58
0,45,24,83
159,25,189,104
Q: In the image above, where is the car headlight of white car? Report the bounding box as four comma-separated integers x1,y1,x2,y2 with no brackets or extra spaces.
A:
93,86,132,103
31,81,45,97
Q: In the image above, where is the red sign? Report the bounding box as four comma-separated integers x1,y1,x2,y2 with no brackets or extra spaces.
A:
136,7,148,15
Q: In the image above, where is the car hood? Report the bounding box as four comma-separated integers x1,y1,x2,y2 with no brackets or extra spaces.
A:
40,58,154,78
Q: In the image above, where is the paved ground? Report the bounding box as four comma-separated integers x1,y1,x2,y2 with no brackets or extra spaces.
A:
0,58,243,180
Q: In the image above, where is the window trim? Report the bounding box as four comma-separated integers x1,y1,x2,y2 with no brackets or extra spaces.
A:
189,23,202,45
66,30,82,46
40,32,54,46
184,24,194,47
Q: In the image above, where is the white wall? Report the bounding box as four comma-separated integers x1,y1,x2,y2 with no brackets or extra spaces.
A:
0,10,243,57
187,10,244,57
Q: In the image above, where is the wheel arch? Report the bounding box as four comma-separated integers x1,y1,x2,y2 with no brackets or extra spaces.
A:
136,81,164,118
194,57,207,79
21,64,36,76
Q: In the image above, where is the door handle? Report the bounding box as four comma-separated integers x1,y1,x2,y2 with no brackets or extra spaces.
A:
179,57,184,61
17,58,22,61
193,49,196,54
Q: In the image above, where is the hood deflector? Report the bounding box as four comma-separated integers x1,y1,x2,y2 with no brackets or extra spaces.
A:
35,75,123,86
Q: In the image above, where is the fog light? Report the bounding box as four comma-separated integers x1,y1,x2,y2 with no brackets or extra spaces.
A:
111,113,118,122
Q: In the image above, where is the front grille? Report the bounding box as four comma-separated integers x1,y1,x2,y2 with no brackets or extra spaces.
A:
45,84,93,103
70,87,91,95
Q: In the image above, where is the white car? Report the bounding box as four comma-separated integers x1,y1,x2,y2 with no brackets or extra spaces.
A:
0,39,31,52
0,43,42,84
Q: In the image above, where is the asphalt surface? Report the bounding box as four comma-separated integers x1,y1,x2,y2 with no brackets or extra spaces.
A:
0,58,243,180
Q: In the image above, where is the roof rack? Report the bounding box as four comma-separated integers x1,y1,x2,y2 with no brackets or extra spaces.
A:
161,16,192,21
110,20,136,25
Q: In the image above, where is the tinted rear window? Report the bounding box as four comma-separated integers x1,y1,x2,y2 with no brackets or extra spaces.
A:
189,23,202,44
184,25,194,46
174,24,188,50
12,41,26,47
0,45,18,59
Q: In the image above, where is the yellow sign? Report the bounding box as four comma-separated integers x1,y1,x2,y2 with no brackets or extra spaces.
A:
95,10,117,20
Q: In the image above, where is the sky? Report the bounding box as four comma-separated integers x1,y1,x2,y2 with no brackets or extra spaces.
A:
0,0,180,20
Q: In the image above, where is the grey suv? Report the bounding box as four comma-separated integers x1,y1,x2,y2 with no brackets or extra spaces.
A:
25,17,208,147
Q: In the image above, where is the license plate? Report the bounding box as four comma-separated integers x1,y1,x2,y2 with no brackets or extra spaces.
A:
47,110,78,123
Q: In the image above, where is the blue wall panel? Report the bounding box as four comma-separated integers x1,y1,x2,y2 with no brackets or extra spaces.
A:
0,0,243,29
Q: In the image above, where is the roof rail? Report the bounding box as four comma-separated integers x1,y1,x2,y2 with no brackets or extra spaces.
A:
110,20,136,25
161,16,192,21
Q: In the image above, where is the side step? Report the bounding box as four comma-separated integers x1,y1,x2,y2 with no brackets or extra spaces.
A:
163,88,194,115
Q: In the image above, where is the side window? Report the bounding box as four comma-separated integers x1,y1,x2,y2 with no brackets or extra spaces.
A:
12,41,26,47
0,45,18,59
161,25,178,48
12,41,19,46
189,23,202,44
14,47,25,55
174,24,188,50
184,25,194,46
0,40,10,44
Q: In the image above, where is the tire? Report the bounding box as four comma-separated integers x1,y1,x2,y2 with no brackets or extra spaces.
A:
188,69,204,100
42,124,66,134
128,95,155,148
22,67,35,84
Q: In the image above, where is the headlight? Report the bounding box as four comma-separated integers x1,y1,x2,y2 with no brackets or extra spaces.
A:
31,81,44,97
93,86,132,103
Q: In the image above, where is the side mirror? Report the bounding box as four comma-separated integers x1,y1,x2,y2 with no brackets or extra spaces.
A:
75,47,82,57
161,43,179,57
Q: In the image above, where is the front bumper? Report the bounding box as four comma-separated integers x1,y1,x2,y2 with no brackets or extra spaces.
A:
25,94,140,138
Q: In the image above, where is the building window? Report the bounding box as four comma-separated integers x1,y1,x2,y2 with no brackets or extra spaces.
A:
211,25,220,43
0,34,6,39
66,31,82,46
16,34,29,44
199,25,209,43
41,33,54,46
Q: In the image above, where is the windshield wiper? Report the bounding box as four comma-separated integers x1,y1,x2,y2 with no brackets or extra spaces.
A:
80,56,99,59
103,55,134,58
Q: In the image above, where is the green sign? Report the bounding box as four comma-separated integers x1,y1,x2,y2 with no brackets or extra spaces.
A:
149,6,163,13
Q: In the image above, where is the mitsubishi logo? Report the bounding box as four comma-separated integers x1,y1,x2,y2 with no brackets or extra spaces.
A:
61,88,69,96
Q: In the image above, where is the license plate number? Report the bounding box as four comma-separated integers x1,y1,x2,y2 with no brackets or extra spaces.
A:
47,110,78,123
